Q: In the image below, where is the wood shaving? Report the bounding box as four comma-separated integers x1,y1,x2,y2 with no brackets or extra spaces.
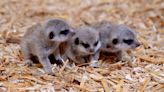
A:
0,0,163,91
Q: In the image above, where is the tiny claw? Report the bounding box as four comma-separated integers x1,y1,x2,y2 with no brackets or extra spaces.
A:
55,58,64,65
45,68,54,75
24,60,33,66
89,60,99,68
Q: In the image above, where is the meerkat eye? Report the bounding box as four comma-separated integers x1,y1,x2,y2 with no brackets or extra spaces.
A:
123,39,134,45
81,42,89,48
74,38,79,45
94,41,99,46
60,29,69,35
112,38,118,45
49,32,55,39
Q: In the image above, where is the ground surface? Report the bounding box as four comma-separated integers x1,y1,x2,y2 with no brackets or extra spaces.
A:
0,0,164,92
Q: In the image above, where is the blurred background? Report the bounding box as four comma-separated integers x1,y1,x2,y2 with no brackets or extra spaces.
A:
0,0,163,48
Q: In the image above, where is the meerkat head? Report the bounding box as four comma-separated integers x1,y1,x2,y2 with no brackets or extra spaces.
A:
73,26,101,55
43,18,75,42
107,24,140,52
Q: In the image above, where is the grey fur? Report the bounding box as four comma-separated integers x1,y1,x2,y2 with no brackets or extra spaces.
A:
63,26,101,67
20,18,74,75
93,21,140,61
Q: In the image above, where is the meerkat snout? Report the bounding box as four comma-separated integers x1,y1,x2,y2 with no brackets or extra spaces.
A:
135,42,140,47
89,48,94,53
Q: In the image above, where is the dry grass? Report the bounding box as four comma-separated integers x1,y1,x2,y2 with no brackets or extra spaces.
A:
0,0,164,92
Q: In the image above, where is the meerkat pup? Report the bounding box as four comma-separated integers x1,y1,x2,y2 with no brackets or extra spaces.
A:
94,21,140,61
63,26,101,67
20,18,74,74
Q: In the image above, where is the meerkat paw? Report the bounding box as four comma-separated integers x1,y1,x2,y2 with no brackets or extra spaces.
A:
65,63,76,70
116,51,131,62
44,68,54,75
121,52,131,62
24,60,33,66
55,57,64,65
90,60,99,68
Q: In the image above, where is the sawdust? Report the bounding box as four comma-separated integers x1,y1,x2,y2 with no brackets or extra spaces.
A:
0,0,164,92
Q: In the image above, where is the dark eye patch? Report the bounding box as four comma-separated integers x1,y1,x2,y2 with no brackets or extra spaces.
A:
60,29,69,35
74,38,79,45
123,39,134,45
81,42,89,48
112,38,118,45
94,41,99,46
49,32,55,39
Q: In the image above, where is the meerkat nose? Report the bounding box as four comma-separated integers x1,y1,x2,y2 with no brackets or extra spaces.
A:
135,43,140,47
106,44,111,48
90,49,94,52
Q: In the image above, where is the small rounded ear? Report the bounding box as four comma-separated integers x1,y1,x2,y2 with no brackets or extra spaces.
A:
74,37,79,45
49,31,55,39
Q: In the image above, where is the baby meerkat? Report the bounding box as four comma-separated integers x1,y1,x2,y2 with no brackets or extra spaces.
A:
63,26,101,67
20,18,74,75
94,21,140,61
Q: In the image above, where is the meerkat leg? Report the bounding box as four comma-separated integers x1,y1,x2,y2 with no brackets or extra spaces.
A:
90,51,100,67
21,42,33,66
38,55,53,75
121,51,131,62
37,49,53,75
116,51,122,62
54,49,64,65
